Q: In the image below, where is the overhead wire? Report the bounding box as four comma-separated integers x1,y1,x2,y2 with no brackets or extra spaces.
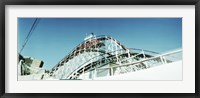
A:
19,18,39,54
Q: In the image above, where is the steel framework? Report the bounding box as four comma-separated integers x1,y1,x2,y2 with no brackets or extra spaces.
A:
43,35,182,80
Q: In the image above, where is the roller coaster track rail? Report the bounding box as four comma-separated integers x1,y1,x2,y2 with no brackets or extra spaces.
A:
45,35,182,80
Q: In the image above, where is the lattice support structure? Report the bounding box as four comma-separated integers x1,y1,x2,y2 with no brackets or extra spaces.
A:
48,34,182,80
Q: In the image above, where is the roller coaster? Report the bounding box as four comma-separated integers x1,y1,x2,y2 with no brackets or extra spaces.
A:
18,34,182,80
48,34,182,80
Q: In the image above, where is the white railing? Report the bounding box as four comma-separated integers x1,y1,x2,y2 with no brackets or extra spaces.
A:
73,49,182,80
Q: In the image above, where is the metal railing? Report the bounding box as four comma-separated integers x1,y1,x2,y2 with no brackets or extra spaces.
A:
71,49,182,80
65,48,160,79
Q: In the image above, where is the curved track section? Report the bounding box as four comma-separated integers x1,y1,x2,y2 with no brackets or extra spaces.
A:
49,35,181,80
50,35,130,79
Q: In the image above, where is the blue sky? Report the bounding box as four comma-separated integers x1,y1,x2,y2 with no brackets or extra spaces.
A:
18,18,182,70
